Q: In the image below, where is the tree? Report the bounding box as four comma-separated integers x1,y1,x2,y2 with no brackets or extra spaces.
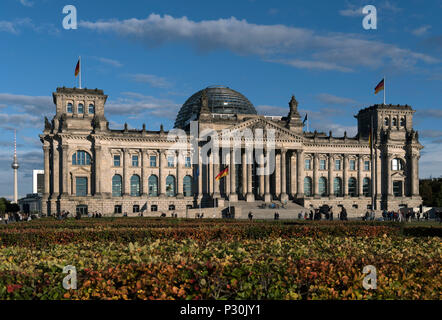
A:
7,202,20,213
0,198,7,214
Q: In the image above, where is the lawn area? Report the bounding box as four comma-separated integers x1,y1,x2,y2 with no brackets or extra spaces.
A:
0,218,440,300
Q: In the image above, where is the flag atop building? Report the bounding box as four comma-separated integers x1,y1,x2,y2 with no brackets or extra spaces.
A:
374,78,384,95
75,59,80,77
215,167,229,181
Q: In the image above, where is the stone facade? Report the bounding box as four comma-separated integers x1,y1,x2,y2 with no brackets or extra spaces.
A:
40,87,423,218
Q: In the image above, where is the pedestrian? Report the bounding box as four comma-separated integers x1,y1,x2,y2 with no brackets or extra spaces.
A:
248,211,253,221
4,213,8,225
330,208,334,221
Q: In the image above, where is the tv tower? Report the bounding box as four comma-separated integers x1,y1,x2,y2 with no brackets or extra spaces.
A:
11,130,19,203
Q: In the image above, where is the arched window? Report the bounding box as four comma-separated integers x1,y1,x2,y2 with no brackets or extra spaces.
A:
384,117,389,126
363,178,371,197
304,177,312,197
166,175,176,197
78,103,84,114
348,177,357,197
333,177,342,197
88,104,95,114
183,175,193,197
112,175,122,197
148,175,158,196
391,158,403,170
130,175,140,197
392,117,397,127
400,117,405,127
72,151,91,165
67,103,73,113
318,177,327,196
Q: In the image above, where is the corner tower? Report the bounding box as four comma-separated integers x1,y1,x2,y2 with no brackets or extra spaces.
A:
50,87,108,133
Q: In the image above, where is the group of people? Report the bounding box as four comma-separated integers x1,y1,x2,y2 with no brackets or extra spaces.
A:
1,212,34,223
381,210,429,222
297,206,348,221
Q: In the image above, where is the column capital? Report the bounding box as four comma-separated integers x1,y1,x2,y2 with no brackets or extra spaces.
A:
94,145,102,151
43,145,50,151
61,144,69,151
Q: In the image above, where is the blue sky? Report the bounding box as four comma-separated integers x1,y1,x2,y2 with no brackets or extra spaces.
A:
0,0,441,199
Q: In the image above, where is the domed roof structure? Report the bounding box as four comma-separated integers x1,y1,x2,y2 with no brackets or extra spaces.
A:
174,85,257,128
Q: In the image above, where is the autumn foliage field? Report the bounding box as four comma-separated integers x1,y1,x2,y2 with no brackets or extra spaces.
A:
0,218,440,300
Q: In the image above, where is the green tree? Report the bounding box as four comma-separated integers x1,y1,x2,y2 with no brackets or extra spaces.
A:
0,198,6,214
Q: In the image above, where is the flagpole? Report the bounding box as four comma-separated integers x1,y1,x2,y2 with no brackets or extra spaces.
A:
370,115,375,212
79,56,82,89
383,75,385,105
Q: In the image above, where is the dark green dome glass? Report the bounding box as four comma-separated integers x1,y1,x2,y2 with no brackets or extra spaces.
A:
174,86,257,128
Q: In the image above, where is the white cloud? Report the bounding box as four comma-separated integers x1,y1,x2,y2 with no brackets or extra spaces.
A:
93,56,123,67
412,25,431,37
316,93,357,105
19,0,33,7
339,7,363,17
80,13,439,73
0,93,52,114
124,73,171,88
106,92,179,120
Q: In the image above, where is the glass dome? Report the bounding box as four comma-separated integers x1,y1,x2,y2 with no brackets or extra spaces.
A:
174,85,257,128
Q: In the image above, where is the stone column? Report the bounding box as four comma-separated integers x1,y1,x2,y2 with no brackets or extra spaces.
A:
290,152,297,197
343,154,348,197
213,150,220,198
141,149,146,196
242,150,247,197
177,150,184,198
94,145,102,196
296,150,304,198
123,148,129,196
259,151,265,198
230,148,238,202
358,155,363,197
387,153,393,197
43,145,50,196
313,154,319,197
410,154,419,196
275,152,281,197
159,150,166,197
61,145,69,196
52,140,60,197
198,146,203,200
375,148,382,200
264,149,272,202
246,149,254,202
328,154,334,197
280,149,288,202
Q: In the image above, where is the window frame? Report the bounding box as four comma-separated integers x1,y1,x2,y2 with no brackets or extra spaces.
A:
113,155,121,167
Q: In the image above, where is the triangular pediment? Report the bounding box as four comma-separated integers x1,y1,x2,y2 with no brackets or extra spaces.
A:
71,166,91,174
391,171,405,178
221,117,303,143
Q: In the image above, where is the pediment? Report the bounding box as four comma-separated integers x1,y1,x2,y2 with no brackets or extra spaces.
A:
70,166,91,174
391,171,405,178
220,118,303,143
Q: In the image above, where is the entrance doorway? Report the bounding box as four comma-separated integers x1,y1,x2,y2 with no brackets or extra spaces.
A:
76,205,88,216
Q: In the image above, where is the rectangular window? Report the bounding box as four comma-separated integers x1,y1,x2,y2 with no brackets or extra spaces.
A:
167,156,175,168
349,159,356,171
319,159,326,170
132,155,139,167
113,155,121,167
133,205,140,213
75,177,87,196
393,181,403,197
305,159,311,170
151,205,158,212
114,205,122,214
150,155,157,167
335,159,341,170
185,156,191,168
364,161,370,171
169,204,175,211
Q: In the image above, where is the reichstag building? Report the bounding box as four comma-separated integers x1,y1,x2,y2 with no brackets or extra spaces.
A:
40,86,423,217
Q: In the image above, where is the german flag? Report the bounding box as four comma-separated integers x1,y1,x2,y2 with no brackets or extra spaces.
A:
374,78,384,95
75,59,80,77
215,167,229,181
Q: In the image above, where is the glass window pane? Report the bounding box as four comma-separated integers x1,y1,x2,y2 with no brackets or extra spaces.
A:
320,159,326,170
88,104,94,114
78,103,84,114
114,155,120,167
150,156,157,167
183,176,192,196
76,177,87,196
333,177,342,196
348,177,357,197
335,159,341,170
148,175,158,196
304,177,312,196
112,175,122,197
318,177,327,196
166,175,176,196
130,175,140,196
132,155,139,167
